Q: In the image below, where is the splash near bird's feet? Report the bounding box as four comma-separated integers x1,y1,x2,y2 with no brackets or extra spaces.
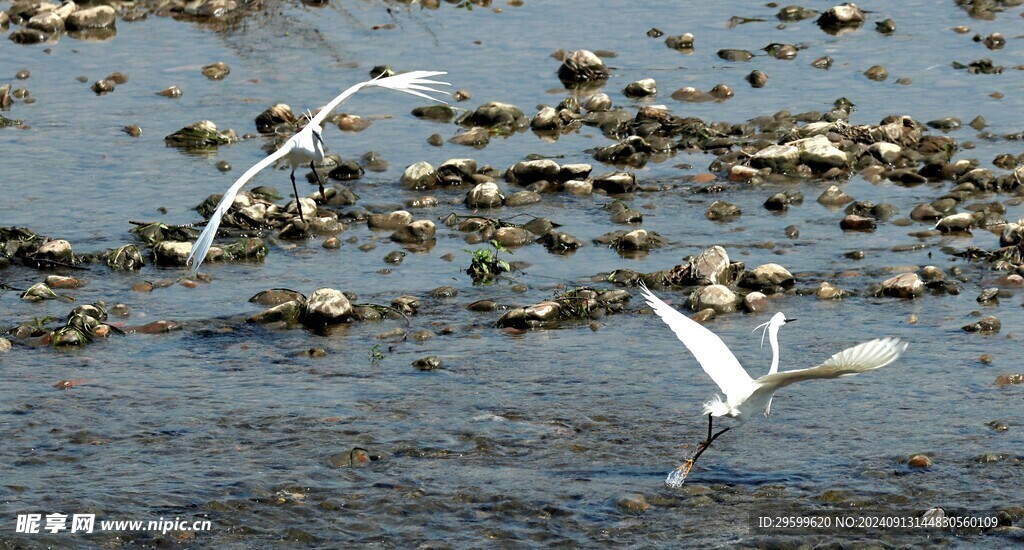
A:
665,458,695,488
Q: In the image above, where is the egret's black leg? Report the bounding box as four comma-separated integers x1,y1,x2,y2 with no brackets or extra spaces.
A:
706,413,713,443
692,425,731,463
310,160,326,202
290,168,306,222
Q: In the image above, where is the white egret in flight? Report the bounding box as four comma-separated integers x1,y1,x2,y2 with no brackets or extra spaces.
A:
186,70,450,274
637,282,907,487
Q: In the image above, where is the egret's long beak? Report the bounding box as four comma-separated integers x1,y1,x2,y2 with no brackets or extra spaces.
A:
784,317,796,323
312,130,324,148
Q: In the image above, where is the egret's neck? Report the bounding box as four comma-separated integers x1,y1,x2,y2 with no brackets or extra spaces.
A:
768,325,780,374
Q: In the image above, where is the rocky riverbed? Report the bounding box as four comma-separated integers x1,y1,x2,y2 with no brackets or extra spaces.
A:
2,0,1024,546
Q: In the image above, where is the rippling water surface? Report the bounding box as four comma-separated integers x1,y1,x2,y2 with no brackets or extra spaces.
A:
2,0,1024,546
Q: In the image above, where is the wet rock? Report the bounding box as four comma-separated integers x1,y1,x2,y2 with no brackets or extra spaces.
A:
390,220,436,243
743,291,769,313
811,56,833,69
840,214,876,231
817,3,864,32
557,49,609,83
391,295,419,315
400,161,438,189
383,250,405,265
496,301,561,329
816,281,849,300
493,227,531,248
130,320,181,334
155,85,182,98
583,93,612,112
864,65,888,81
764,192,801,211
368,210,413,230
880,272,924,298
592,171,637,194
739,263,794,290
21,282,56,302
466,182,504,208
560,163,592,180
510,159,560,184
868,142,902,163
705,200,740,221
504,190,541,207
0,337,10,352
745,70,768,88
248,300,302,325
905,454,933,469
910,203,944,221
717,49,753,62
101,244,145,270
66,5,116,30
428,286,458,299
665,33,694,51
623,78,657,98
27,12,64,33
36,239,74,263
164,120,238,148
563,179,593,195
249,289,305,306
301,289,352,326
935,212,975,233
963,316,1000,333
927,117,961,131
615,229,654,251
201,62,230,80
45,275,84,289
459,102,527,132
778,6,818,20
994,374,1024,387
817,185,853,206
412,356,443,371
751,144,800,173
153,241,193,266
9,29,49,44
875,18,896,34
792,134,850,170
411,104,457,122
616,494,650,513
709,84,733,100
254,103,297,133
530,106,561,131
536,230,584,253
690,284,737,313
686,246,731,285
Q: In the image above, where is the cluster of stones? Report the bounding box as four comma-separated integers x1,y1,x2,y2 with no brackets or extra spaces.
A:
5,0,257,44
494,287,631,329
247,287,419,330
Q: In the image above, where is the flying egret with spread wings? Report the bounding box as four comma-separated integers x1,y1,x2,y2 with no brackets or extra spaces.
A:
638,282,907,487
186,70,450,274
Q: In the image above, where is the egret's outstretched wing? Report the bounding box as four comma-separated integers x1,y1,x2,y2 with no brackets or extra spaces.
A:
308,71,450,128
639,282,754,400
186,145,290,273
751,337,907,396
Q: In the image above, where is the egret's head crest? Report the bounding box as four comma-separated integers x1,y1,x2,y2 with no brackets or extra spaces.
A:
752,312,789,348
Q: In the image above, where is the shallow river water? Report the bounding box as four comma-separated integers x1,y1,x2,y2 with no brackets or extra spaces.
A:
2,0,1024,547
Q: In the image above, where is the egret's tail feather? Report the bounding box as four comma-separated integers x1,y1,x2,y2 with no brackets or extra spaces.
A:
701,394,731,417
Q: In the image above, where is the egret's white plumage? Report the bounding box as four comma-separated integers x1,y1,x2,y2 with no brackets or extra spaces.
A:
186,71,450,274
637,282,908,486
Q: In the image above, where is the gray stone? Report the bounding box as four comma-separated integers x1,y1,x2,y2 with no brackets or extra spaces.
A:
690,284,738,313
301,289,352,326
